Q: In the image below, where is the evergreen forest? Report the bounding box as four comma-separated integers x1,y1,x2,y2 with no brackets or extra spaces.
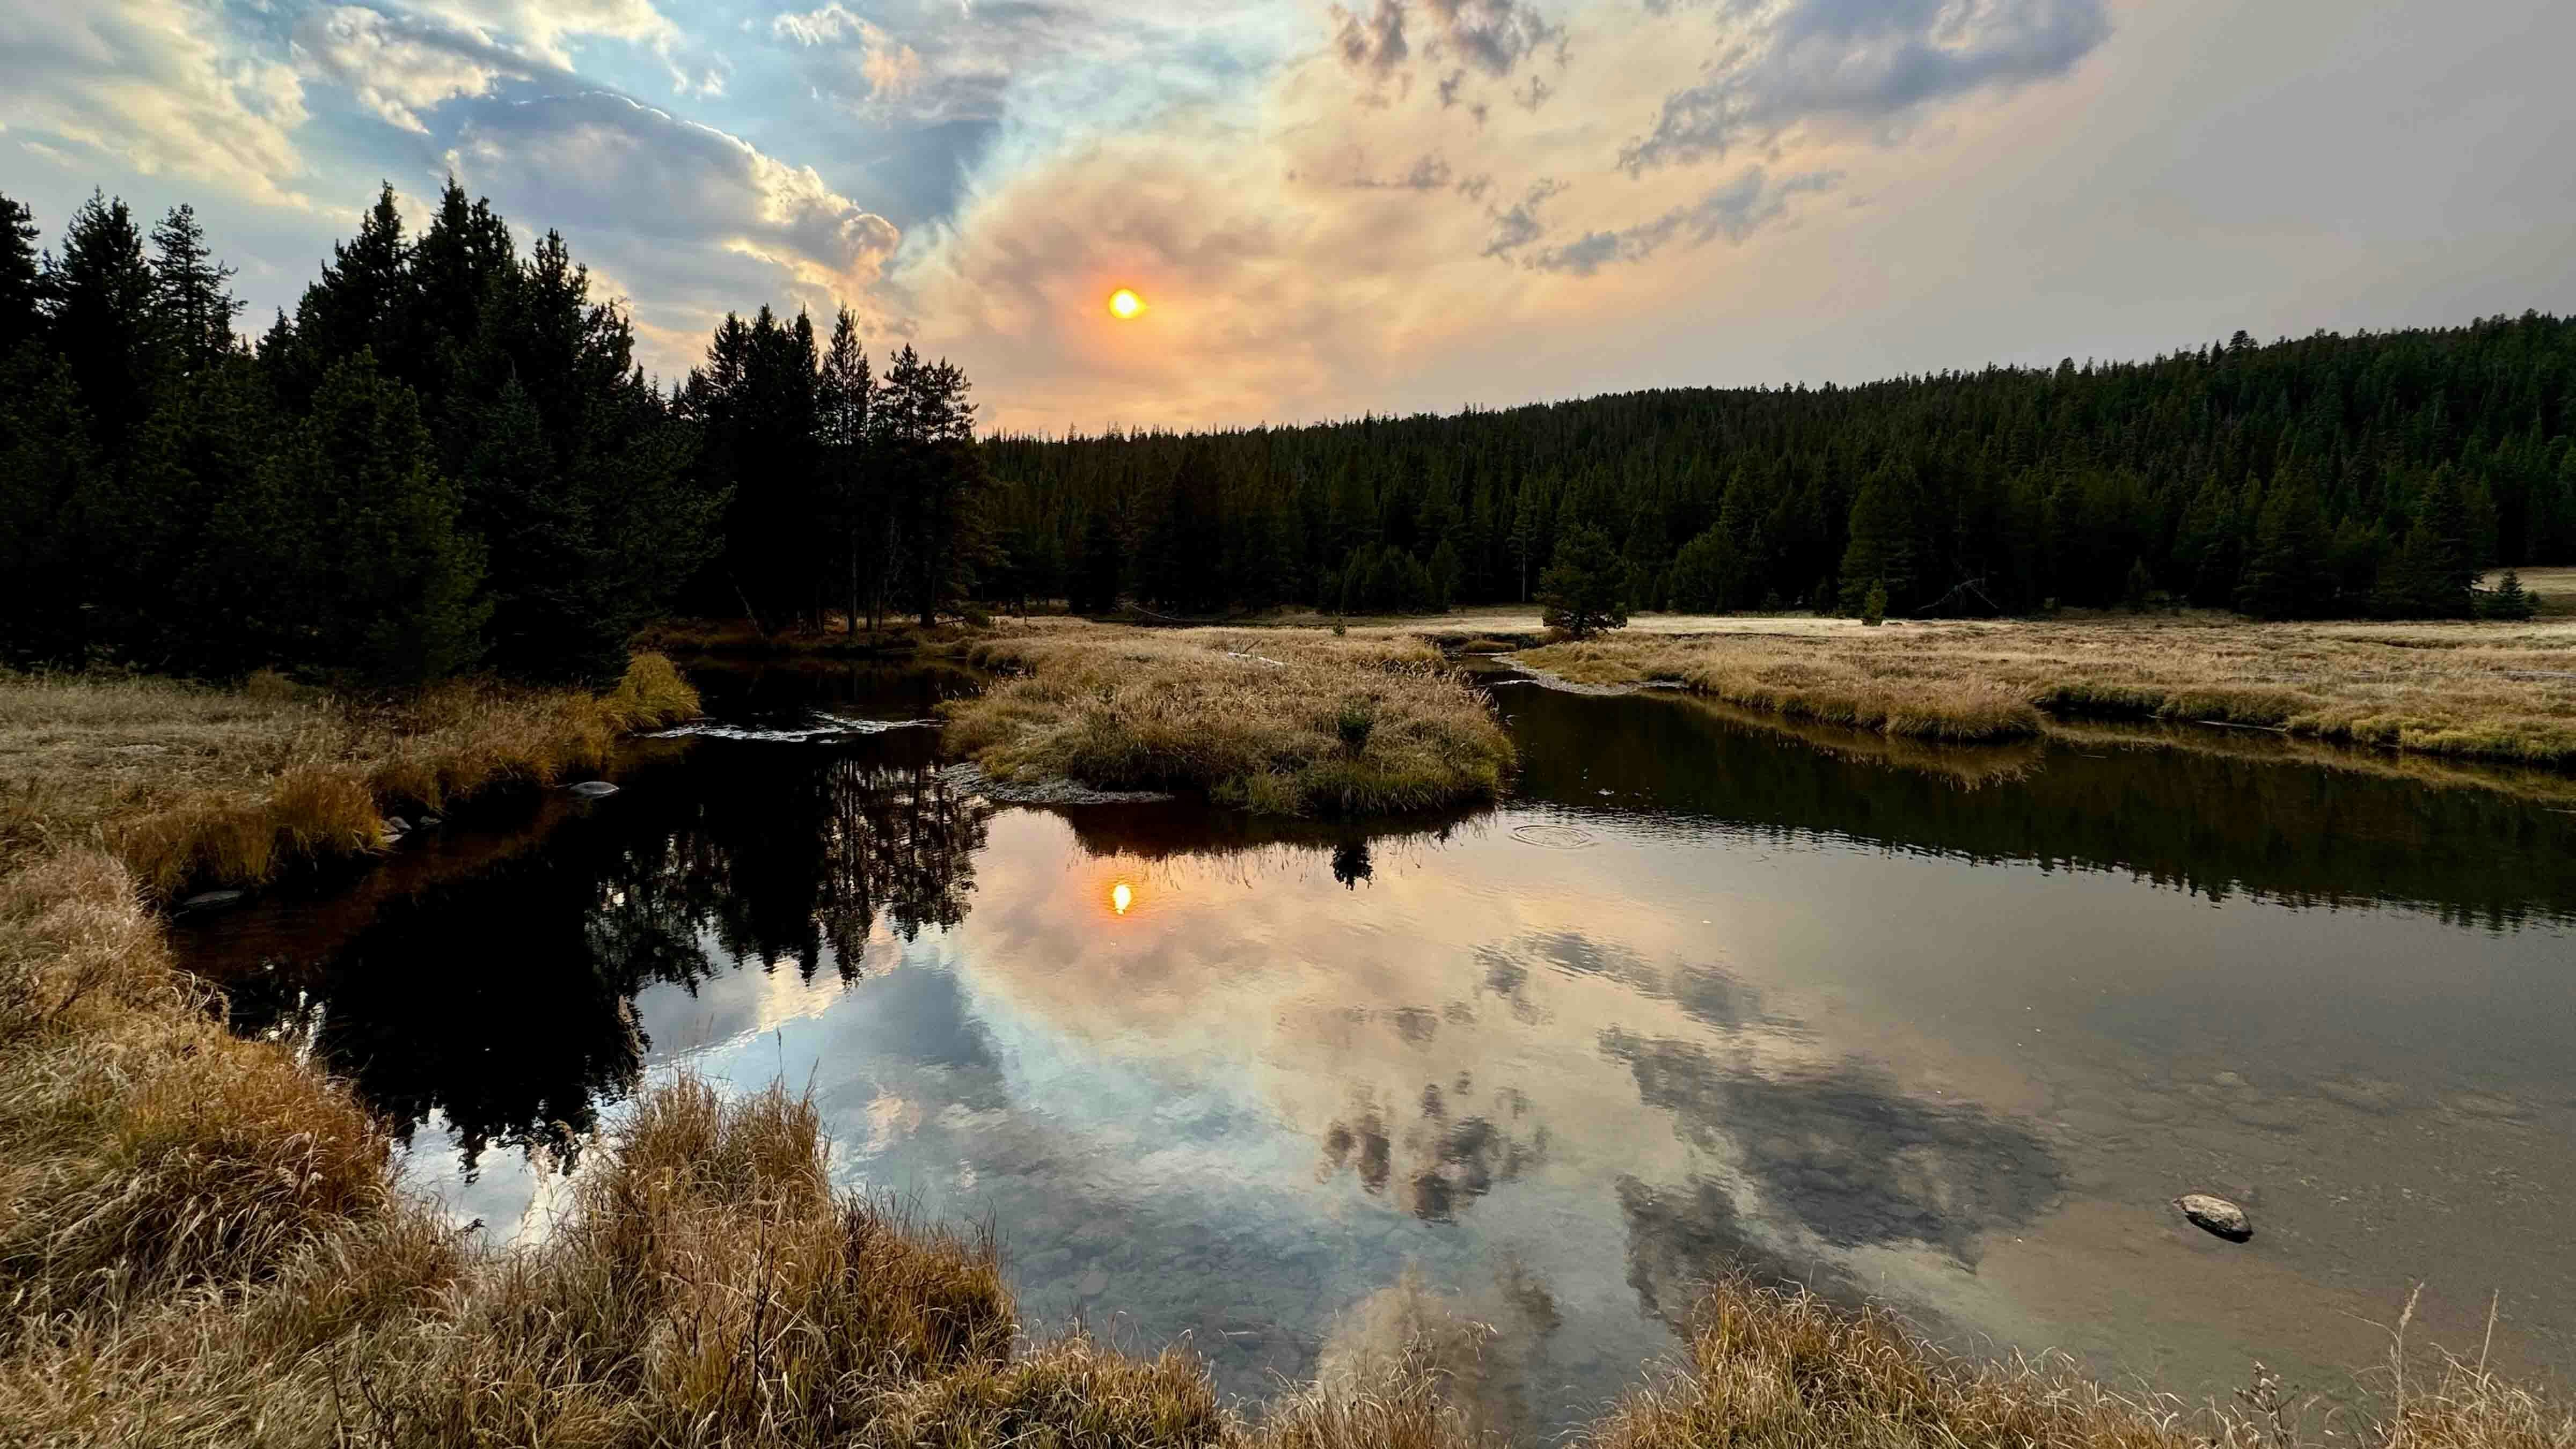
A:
985,321,2575,622
0,181,990,686
6,179,2571,694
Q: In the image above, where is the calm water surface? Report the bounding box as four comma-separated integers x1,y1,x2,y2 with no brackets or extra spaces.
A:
181,660,2576,1433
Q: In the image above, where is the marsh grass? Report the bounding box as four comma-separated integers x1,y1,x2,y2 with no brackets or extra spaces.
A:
0,654,700,902
945,623,1513,815
0,643,2569,1447
1522,619,2576,769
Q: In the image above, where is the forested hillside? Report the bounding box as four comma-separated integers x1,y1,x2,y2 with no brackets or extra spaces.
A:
8,175,2573,687
982,319,2576,620
0,182,991,685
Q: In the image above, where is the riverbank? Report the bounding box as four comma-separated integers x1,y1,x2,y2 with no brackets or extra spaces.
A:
946,621,1514,814
1519,618,2576,767
2,656,2568,1444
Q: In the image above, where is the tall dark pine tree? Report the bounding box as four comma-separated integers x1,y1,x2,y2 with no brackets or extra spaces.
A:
877,345,989,627
274,182,409,406
1536,523,1628,638
282,353,487,683
1836,462,1916,615
816,308,881,632
149,204,243,371
1072,505,1123,613
2235,480,2333,620
0,190,44,356
43,192,165,459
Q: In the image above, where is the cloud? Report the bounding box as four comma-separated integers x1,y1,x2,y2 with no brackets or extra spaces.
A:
1528,164,1838,272
1331,0,1562,85
399,0,678,70
1480,177,1564,259
1348,153,1457,191
0,0,312,210
441,91,901,364
1332,0,1410,78
1421,0,1560,78
772,3,924,101
1621,0,2112,172
291,6,533,134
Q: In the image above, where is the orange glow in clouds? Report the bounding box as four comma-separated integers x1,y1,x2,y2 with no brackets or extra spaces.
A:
1107,288,1144,320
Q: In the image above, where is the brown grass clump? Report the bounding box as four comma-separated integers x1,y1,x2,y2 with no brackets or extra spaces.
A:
946,623,1513,815
1521,618,2576,769
0,653,704,902
1587,1278,2218,1449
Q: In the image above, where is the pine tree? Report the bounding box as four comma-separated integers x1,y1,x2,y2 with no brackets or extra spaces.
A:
817,308,877,632
287,353,487,683
279,183,409,404
2372,464,2478,618
1836,464,1916,615
1536,523,1628,638
2236,480,2332,619
2480,569,2538,621
0,348,96,663
1073,506,1123,613
1428,537,1463,610
0,190,44,356
1668,524,1733,611
877,345,988,626
43,192,166,457
149,204,243,371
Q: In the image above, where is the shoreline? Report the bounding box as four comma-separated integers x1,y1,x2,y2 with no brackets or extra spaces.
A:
0,652,2566,1444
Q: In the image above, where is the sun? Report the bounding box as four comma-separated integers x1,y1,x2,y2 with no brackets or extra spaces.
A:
1107,288,1144,320
1110,881,1135,916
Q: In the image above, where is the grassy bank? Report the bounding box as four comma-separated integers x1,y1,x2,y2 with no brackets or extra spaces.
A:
1521,618,2576,767
945,623,1514,814
1,654,2567,1446
1,655,698,902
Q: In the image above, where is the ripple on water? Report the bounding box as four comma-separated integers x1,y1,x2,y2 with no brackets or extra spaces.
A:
1509,822,1597,850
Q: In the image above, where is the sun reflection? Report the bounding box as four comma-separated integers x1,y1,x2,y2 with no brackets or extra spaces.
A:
1111,880,1135,916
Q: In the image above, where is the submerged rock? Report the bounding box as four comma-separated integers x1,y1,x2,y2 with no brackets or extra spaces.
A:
566,781,620,799
416,813,443,828
178,889,246,912
384,816,409,833
2174,1192,2253,1242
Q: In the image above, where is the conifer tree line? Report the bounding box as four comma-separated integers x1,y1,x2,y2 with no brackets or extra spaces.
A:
0,181,992,684
980,321,2576,621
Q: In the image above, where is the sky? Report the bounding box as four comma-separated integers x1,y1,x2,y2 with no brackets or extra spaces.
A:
4,0,2572,433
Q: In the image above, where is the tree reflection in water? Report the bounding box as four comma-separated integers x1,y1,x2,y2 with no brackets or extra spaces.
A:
225,733,991,1175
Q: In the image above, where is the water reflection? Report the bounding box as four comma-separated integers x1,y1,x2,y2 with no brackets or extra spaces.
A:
182,663,2576,1430
222,727,991,1173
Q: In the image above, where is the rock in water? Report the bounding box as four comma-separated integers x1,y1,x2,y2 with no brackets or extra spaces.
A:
384,816,409,833
178,889,246,912
2175,1192,2253,1242
567,781,619,799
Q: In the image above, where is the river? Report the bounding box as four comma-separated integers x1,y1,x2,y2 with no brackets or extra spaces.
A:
178,658,2576,1435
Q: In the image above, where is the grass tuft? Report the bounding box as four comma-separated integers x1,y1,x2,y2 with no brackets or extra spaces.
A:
944,623,1512,815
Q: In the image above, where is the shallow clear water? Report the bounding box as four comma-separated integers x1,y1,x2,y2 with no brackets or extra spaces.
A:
181,660,2576,1432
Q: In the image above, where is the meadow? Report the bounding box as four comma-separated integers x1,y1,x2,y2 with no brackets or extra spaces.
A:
1516,616,2576,769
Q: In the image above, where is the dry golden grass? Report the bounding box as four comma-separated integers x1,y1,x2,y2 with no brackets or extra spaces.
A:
946,622,1514,815
0,643,2567,1448
1522,618,2576,768
0,653,700,902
